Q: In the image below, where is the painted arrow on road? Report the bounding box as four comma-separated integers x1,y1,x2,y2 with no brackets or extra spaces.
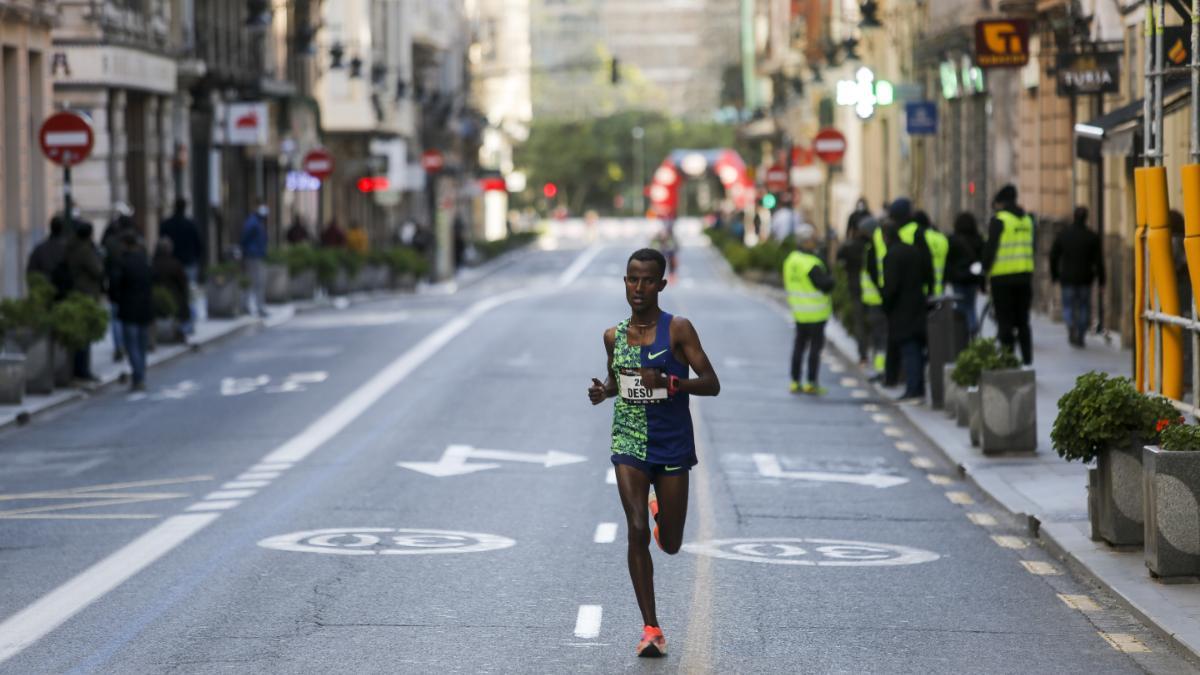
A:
398,444,587,477
752,453,908,489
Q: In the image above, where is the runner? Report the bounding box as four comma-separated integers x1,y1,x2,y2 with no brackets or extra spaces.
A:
587,247,720,658
650,221,679,284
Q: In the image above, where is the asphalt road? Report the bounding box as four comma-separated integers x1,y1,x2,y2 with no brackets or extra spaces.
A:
0,220,1193,674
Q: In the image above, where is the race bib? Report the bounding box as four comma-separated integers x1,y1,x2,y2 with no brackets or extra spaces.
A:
618,368,667,404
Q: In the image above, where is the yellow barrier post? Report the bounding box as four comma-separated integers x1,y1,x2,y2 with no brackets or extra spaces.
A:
1134,168,1148,392
1146,166,1183,400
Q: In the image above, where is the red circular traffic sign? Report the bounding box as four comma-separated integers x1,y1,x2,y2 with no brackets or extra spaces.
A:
302,148,335,181
813,129,847,164
39,111,94,167
765,164,788,192
422,149,444,173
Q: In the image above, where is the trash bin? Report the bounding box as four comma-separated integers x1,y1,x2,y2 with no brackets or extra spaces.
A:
926,295,968,409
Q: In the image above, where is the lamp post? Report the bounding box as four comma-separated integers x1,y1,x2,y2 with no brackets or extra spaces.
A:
631,125,645,215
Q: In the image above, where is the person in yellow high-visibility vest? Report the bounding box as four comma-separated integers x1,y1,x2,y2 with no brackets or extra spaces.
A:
783,223,835,395
984,184,1035,365
858,218,889,375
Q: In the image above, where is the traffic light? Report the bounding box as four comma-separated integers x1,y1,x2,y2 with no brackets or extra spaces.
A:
610,58,620,85
762,193,777,209
543,182,558,199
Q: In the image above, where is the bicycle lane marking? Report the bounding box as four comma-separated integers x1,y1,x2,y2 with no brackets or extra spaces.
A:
0,244,604,667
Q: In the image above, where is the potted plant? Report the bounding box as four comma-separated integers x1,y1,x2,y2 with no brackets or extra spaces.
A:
47,292,108,384
1051,371,1179,547
1,274,55,394
1144,420,1200,578
366,251,392,290
264,251,292,304
0,312,24,405
340,250,369,291
951,338,1021,449
206,262,248,318
286,245,318,300
152,286,182,344
383,247,428,290
943,363,958,421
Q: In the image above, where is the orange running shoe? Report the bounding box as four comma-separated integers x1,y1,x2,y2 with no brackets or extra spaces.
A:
648,490,662,551
636,625,667,657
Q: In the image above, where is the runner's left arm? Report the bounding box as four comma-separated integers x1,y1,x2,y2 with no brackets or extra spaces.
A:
673,318,720,396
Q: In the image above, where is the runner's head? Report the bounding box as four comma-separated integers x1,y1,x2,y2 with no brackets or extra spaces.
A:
625,248,668,312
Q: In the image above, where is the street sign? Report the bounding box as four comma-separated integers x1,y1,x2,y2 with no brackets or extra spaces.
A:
226,101,268,145
813,128,847,164
905,101,939,135
1056,50,1121,96
765,164,788,192
974,19,1030,68
421,149,444,173
302,148,334,181
39,111,94,166
398,444,587,477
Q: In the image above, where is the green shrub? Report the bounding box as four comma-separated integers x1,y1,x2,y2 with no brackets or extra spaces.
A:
1051,371,1183,462
830,265,854,328
311,249,340,285
209,262,249,289
1161,423,1200,451
48,292,108,351
382,247,429,278
951,338,1020,387
279,245,319,275
721,241,750,274
0,273,55,334
152,286,178,319
336,249,364,276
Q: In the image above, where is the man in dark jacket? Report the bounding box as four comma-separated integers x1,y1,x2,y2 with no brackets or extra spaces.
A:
66,223,106,381
109,232,153,391
837,219,869,365
983,184,1035,365
881,222,934,403
159,198,203,334
152,238,191,338
946,212,985,337
27,216,72,297
101,203,137,361
1050,206,1105,347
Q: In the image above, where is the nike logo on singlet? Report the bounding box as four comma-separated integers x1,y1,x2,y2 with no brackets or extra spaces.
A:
648,349,669,360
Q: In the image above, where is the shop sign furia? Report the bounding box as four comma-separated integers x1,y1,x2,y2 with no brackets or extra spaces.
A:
1056,51,1121,96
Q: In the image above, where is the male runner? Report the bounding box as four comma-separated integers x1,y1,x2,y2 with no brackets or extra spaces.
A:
587,248,720,658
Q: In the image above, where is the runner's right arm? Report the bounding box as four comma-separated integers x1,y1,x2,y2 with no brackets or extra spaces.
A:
588,327,618,405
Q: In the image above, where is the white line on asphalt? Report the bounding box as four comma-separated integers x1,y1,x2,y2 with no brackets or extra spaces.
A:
1020,560,1060,575
593,523,618,543
927,474,953,485
909,457,935,469
0,514,219,665
185,500,240,512
871,413,892,423
574,605,603,639
991,535,1027,550
945,491,974,505
203,490,257,500
606,467,616,485
861,403,880,412
1099,632,1150,653
850,389,868,399
248,463,292,473
828,363,845,373
557,245,603,287
839,377,858,387
1058,594,1101,612
883,427,904,438
236,472,280,481
221,481,270,489
894,441,917,453
967,513,998,527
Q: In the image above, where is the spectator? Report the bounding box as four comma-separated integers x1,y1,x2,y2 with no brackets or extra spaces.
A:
1050,206,1106,347
101,202,137,361
836,215,869,365
946,212,986,337
27,215,72,298
286,215,311,245
65,222,105,381
241,204,269,317
152,238,191,342
770,198,799,242
881,221,934,404
159,198,203,334
984,184,1035,365
320,219,347,248
346,221,369,254
108,232,153,391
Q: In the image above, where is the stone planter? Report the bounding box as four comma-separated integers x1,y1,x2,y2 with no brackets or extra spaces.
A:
943,364,957,420
289,269,316,300
1088,467,1102,541
955,384,970,427
52,340,72,387
265,264,291,304
206,280,244,319
352,267,373,292
9,329,53,395
155,318,183,345
371,265,391,290
393,272,418,291
0,353,24,404
328,269,351,296
1143,445,1200,578
1093,434,1148,547
968,387,981,446
978,368,1037,455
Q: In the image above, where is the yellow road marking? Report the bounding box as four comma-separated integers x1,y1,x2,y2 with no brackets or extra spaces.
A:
927,474,953,486
967,513,998,526
945,491,974,505
1020,560,1060,575
991,535,1027,549
1099,632,1150,653
1058,594,1101,612
910,457,935,469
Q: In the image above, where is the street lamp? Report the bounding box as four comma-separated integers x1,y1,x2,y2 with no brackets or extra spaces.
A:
631,126,645,215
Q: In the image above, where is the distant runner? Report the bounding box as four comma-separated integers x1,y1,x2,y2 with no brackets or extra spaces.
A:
587,248,721,658
650,221,679,283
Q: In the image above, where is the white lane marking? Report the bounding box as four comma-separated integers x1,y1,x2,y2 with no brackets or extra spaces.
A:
1020,560,1060,575
593,523,618,543
850,390,868,399
558,245,604,287
248,464,291,473
1058,594,1101,612
574,605,603,639
0,514,219,665
945,491,975,505
883,426,904,438
839,377,858,387
894,441,917,453
991,535,1027,550
828,363,845,373
185,500,240,512
753,453,907,488
606,467,616,485
861,403,880,412
871,413,892,423
236,472,280,481
909,457,935,469
221,481,269,490
1099,632,1150,653
0,476,211,520
399,444,586,477
927,474,953,486
203,490,256,500
967,513,998,527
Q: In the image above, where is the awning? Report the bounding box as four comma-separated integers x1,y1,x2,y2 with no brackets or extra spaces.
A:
1074,78,1189,162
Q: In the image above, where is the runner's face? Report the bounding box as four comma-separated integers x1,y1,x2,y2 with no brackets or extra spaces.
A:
624,259,666,312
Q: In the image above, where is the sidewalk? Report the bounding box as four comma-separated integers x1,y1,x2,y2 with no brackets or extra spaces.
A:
823,310,1200,661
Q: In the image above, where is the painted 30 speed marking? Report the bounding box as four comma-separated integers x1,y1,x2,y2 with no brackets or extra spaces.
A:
682,538,940,566
257,528,516,556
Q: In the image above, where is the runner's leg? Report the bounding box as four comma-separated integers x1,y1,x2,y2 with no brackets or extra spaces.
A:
651,472,689,554
615,463,658,626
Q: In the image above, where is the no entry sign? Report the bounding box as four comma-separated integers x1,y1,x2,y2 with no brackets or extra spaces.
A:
813,129,847,164
422,149,444,173
302,148,334,181
39,111,94,166
765,164,788,192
